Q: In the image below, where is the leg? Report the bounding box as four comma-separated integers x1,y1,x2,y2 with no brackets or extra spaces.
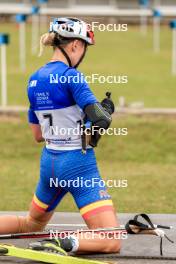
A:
0,201,53,234
76,206,121,253
68,149,121,254
0,148,67,234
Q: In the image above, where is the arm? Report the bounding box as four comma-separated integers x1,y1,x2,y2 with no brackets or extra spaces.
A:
66,69,113,126
28,106,44,143
84,93,115,148
29,124,44,143
66,69,98,110
83,102,112,148
84,102,112,130
66,69,113,148
27,78,44,143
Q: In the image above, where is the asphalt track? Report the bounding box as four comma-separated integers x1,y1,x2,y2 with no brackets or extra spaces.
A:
0,212,175,264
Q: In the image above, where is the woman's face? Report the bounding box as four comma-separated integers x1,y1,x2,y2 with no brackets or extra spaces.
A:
67,40,87,67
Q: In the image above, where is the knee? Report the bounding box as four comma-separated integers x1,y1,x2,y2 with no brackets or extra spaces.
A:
103,239,121,253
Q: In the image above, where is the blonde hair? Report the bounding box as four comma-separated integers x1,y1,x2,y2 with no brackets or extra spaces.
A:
39,32,56,57
39,32,76,57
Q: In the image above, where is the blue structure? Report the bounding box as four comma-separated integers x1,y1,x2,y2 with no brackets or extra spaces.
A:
16,14,27,23
170,20,176,29
139,0,149,6
0,34,9,45
153,9,162,18
31,6,40,15
37,0,48,3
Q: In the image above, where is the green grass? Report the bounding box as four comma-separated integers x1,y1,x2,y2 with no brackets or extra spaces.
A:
0,22,175,213
0,23,175,107
0,114,176,213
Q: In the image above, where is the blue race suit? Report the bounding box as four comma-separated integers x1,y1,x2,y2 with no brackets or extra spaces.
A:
27,61,113,219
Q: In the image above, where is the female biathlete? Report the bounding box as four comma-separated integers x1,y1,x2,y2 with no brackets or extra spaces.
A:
0,18,121,254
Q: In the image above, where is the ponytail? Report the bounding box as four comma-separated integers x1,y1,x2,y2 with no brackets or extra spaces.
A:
39,32,55,56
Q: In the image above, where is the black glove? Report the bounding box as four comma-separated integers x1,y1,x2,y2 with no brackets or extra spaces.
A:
101,92,115,115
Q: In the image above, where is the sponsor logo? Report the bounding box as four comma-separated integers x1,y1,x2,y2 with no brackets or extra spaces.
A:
99,190,111,199
29,80,37,87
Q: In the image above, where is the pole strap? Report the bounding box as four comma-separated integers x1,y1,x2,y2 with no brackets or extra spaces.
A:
125,213,174,256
